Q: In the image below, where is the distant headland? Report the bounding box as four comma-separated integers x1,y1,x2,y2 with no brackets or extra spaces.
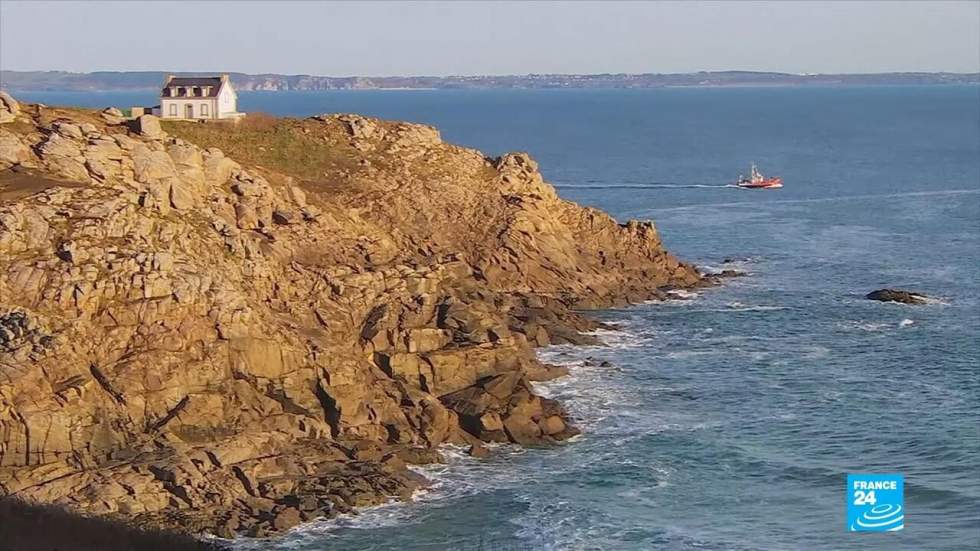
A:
2,70,977,92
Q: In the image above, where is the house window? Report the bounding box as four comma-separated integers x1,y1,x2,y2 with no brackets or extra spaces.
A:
169,104,177,116
201,103,209,117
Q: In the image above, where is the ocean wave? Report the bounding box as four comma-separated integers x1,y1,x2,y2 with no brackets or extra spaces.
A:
240,442,540,549
663,304,788,314
235,497,421,549
801,345,831,359
664,349,723,360
665,289,700,300
721,255,761,265
699,264,742,276
837,319,916,332
723,302,788,312
575,326,654,350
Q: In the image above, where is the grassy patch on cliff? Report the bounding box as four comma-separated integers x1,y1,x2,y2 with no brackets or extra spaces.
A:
162,114,361,182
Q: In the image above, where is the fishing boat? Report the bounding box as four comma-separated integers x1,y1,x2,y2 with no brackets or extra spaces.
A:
736,164,783,189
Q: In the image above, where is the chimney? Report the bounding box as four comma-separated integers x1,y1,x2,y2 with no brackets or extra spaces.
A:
221,74,229,83
165,73,175,85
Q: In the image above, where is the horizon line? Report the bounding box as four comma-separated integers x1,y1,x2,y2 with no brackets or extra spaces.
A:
3,69,979,78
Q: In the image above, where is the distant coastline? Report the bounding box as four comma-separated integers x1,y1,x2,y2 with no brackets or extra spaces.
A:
2,70,977,92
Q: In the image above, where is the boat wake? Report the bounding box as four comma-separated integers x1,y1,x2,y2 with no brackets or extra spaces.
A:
644,188,980,213
556,182,739,190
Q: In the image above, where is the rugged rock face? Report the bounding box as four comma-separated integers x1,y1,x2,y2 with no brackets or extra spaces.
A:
0,92,19,125
0,100,700,538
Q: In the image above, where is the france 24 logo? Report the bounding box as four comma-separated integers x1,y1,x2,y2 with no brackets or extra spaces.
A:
847,473,904,532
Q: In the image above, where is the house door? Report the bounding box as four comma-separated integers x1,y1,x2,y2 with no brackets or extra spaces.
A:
185,104,194,118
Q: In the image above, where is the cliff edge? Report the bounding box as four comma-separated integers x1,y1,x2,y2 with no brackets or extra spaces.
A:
0,94,700,538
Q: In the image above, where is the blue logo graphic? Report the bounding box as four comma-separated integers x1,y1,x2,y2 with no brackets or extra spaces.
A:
847,473,904,532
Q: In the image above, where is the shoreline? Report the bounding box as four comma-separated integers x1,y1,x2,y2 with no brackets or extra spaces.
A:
234,288,718,547
230,315,668,548
0,95,708,541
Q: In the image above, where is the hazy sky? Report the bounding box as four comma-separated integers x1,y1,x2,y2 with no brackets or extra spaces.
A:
2,1,978,75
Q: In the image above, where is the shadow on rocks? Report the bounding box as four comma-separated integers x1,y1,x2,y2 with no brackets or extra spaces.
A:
0,497,228,551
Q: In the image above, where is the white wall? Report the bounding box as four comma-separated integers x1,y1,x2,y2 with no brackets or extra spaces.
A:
158,80,238,119
217,84,237,117
160,97,218,119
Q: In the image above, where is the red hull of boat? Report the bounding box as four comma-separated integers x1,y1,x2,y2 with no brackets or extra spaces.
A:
737,177,783,189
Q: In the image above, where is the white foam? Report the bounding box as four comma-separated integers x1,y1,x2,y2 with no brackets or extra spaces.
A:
693,303,789,313
838,319,920,332
234,496,420,549
251,308,711,549
666,289,699,300
665,349,722,359
837,320,890,332
700,263,753,276
802,345,831,359
235,440,545,549
735,305,787,312
558,326,653,350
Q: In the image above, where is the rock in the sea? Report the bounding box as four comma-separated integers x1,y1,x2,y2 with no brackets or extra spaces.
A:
467,444,490,458
0,91,19,124
865,288,928,304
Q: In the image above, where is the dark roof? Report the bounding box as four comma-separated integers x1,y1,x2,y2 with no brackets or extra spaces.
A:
161,76,224,97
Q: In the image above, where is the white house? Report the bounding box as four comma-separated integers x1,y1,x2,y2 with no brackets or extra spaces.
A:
157,74,243,120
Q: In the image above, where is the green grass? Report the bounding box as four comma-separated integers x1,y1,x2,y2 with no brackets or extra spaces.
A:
162,114,361,182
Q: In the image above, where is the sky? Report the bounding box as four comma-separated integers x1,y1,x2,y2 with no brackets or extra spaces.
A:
1,1,978,75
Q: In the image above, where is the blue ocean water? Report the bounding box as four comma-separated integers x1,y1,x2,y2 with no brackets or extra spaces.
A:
18,87,980,550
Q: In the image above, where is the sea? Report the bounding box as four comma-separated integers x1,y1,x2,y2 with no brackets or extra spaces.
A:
16,86,980,550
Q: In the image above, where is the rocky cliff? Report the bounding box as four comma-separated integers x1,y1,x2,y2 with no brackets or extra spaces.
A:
0,92,701,539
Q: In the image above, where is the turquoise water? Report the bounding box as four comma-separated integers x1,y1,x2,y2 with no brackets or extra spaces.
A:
19,87,980,550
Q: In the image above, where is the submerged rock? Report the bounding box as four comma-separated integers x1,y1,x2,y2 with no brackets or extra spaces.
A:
467,444,490,458
865,288,929,304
